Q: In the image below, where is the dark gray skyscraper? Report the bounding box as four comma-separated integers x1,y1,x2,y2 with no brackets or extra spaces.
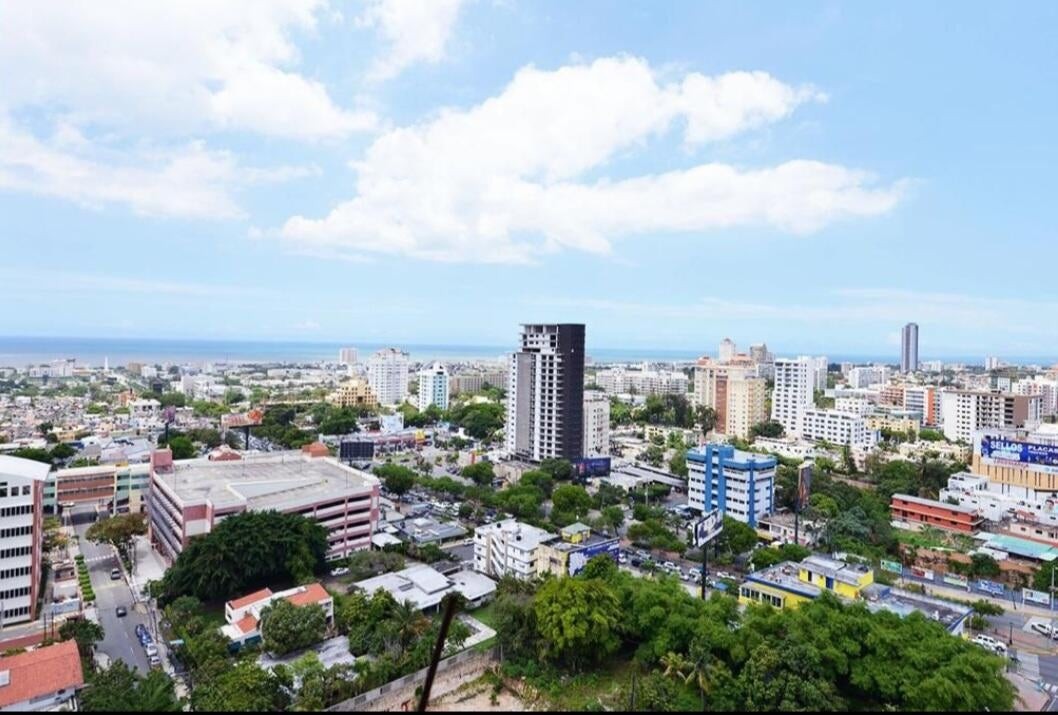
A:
901,322,919,373
505,323,585,461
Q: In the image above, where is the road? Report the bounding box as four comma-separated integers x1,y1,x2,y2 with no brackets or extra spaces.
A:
69,508,155,675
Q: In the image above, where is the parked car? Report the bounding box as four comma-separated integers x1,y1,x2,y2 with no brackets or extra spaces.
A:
630,557,642,568
145,644,159,657
1031,622,1053,638
662,561,677,572
971,634,1007,654
148,655,162,668
110,568,122,580
717,571,734,580
115,606,127,617
329,567,350,577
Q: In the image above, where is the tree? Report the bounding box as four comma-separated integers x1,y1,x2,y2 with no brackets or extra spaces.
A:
59,617,104,657
520,469,554,497
49,442,77,461
191,660,287,712
461,461,496,486
749,421,785,439
669,451,688,477
714,516,758,556
696,406,718,436
82,662,182,712
643,444,664,467
551,484,592,523
375,463,416,496
260,600,328,656
599,505,625,533
163,435,196,459
85,513,147,562
539,458,574,482
534,577,621,670
969,553,1000,579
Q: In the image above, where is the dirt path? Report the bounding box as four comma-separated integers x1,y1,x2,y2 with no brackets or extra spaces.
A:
429,675,529,712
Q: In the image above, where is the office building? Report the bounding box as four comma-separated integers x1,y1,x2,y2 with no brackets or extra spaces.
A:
749,343,772,365
718,338,737,363
889,493,984,533
846,365,890,389
686,444,776,526
770,357,815,437
536,523,620,577
1013,377,1058,418
338,347,358,366
416,362,449,412
473,519,555,580
691,359,752,427
147,448,380,563
900,323,919,373
326,378,378,410
448,371,507,396
800,408,878,448
0,456,48,626
594,367,688,396
583,390,611,458
366,348,410,406
903,386,941,426
939,390,1041,443
725,373,768,439
506,324,585,462
985,356,1002,371
834,397,871,416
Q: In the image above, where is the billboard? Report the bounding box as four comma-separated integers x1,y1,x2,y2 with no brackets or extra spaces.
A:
797,462,813,511
567,539,621,576
340,439,375,462
573,457,611,479
221,409,264,429
1023,587,1052,606
694,509,723,547
981,436,1058,468
943,573,969,589
976,579,1005,596
880,559,903,575
379,414,404,434
910,566,934,581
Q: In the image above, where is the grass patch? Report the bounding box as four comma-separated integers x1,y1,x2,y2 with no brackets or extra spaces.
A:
470,602,497,629
507,657,641,711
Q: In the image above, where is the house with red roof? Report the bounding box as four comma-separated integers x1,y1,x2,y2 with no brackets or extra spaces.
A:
0,640,84,711
221,583,334,648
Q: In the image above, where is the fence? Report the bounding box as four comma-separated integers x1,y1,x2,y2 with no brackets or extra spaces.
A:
328,645,500,712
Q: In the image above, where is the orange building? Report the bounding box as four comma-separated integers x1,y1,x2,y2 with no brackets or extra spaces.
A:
890,493,984,533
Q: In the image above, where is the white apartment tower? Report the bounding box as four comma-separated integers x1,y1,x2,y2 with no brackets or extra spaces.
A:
771,357,815,437
718,338,737,363
583,391,611,457
506,324,585,461
901,323,919,373
416,362,449,412
0,456,49,626
367,348,410,406
338,347,358,366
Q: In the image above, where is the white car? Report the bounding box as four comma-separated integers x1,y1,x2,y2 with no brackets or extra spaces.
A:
329,567,350,577
1031,622,1053,638
971,634,1007,654
717,571,734,580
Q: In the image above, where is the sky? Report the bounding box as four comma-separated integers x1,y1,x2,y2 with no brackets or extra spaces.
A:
1,1,1056,359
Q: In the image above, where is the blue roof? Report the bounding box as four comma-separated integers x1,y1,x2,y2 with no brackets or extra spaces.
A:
687,443,777,469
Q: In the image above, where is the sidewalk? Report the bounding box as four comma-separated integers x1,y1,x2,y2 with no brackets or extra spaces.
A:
129,535,166,599
905,578,1056,620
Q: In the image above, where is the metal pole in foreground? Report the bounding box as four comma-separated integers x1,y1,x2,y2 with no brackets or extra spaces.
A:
700,542,707,599
417,595,459,712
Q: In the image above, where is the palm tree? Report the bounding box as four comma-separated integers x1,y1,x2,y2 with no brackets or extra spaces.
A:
660,650,715,711
392,600,429,656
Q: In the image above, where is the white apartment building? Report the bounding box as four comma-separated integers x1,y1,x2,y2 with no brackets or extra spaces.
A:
416,362,449,412
594,367,688,396
846,365,890,389
0,456,49,626
692,360,751,409
771,357,815,437
473,519,554,580
903,386,942,427
834,397,871,416
940,390,1042,443
812,356,829,392
583,391,611,457
800,408,879,448
367,348,410,406
1014,377,1058,418
506,324,585,462
725,374,768,439
718,338,737,363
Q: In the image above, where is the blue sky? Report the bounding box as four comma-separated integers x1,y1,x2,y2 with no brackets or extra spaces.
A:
1,1,1056,358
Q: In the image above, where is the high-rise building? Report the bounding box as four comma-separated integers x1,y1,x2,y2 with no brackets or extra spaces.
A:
718,338,737,363
812,356,829,392
583,390,611,457
327,378,378,409
417,362,449,412
366,348,410,405
338,347,358,366
506,324,585,462
771,357,815,437
0,456,49,626
900,323,919,373
940,390,1041,443
686,444,776,526
725,374,768,439
749,343,771,364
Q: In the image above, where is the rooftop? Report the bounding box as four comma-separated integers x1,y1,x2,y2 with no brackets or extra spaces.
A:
687,443,777,469
976,533,1058,562
475,518,555,549
353,565,496,611
862,583,972,630
395,516,467,544
0,640,84,708
891,493,982,516
746,562,823,599
154,450,377,510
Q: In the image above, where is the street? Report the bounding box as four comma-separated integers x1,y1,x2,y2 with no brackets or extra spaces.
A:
69,507,156,675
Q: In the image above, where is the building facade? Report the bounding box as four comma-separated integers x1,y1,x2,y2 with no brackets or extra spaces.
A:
582,390,611,458
416,362,449,412
366,348,410,406
0,456,48,626
901,322,919,373
940,390,1041,443
770,357,815,437
326,378,379,410
718,338,737,363
338,347,358,366
473,519,554,580
449,371,507,396
686,444,776,526
506,324,585,462
889,493,984,533
725,374,768,439
800,408,878,448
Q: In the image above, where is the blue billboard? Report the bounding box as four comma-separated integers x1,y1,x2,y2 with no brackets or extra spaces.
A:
567,538,620,576
976,579,1005,596
981,437,1058,467
573,457,612,478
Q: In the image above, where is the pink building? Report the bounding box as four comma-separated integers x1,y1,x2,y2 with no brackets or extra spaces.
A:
147,449,379,563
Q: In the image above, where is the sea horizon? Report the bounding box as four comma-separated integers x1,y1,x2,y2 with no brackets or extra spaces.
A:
0,335,1049,370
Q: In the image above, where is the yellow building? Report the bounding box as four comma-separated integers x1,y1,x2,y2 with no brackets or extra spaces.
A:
326,379,378,409
866,415,919,435
536,523,620,578
739,555,874,609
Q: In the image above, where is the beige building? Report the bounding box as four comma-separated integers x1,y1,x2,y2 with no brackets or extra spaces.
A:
326,378,379,409
726,374,768,439
692,358,752,428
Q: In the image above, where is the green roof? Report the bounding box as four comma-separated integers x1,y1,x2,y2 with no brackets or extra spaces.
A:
979,533,1058,562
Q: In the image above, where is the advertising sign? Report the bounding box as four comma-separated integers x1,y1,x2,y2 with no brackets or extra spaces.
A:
567,539,621,576
943,573,969,589
340,439,375,462
573,457,612,479
694,509,723,547
910,566,935,581
1023,587,1052,606
221,409,264,429
880,559,903,575
977,579,1006,596
981,436,1058,468
797,463,814,511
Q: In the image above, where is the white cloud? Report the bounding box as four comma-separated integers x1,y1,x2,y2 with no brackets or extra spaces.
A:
278,56,902,263
0,0,375,140
0,268,256,298
0,120,310,219
358,0,468,81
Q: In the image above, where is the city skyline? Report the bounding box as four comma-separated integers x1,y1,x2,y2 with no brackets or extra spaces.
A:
3,3,1057,355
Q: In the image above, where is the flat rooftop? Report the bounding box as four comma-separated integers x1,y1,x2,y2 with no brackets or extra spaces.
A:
862,583,971,630
746,562,823,599
976,533,1058,562
155,452,377,511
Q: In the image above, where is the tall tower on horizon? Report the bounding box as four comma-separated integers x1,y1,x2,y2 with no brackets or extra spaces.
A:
901,323,919,373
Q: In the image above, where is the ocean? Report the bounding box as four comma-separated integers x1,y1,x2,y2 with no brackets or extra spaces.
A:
0,336,1043,369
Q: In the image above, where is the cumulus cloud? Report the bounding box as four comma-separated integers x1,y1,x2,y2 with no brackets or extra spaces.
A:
358,0,468,81
279,56,903,263
0,0,375,140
